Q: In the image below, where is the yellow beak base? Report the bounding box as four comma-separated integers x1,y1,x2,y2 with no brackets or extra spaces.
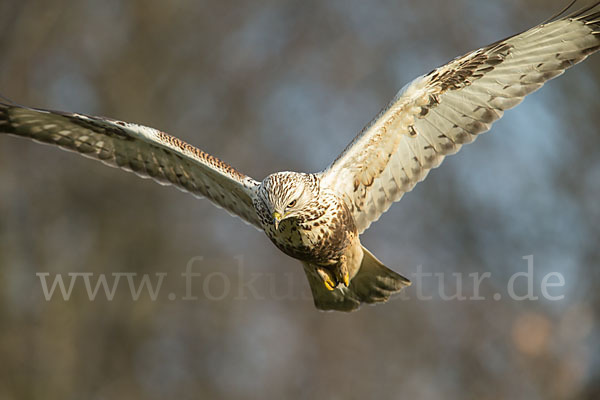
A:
272,212,282,230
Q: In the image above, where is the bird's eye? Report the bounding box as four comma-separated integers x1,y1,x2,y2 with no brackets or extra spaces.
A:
287,199,297,208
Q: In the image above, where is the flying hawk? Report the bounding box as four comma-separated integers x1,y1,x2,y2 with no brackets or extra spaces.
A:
1,1,599,311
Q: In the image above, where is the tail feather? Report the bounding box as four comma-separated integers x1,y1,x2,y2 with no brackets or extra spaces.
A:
303,246,411,312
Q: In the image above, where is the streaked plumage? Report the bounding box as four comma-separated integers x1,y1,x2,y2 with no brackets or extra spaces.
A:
1,1,599,311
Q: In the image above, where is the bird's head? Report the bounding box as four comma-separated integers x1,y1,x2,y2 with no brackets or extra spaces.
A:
258,172,319,230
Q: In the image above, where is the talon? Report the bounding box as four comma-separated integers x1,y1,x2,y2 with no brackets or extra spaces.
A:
323,278,336,291
316,267,337,291
334,263,350,288
342,271,350,287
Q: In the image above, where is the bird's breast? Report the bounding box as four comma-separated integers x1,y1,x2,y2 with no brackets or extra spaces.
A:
263,192,357,265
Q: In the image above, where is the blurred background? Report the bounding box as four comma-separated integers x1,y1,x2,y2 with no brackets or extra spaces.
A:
0,0,599,398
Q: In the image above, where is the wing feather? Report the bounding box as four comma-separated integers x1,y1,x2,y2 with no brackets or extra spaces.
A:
0,103,262,228
321,1,600,233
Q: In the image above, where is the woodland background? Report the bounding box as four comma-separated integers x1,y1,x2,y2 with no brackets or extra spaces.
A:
0,0,599,399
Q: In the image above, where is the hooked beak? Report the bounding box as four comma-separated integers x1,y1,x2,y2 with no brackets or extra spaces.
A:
272,212,282,230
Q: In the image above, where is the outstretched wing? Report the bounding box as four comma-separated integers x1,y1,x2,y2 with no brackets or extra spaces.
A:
0,103,262,228
321,0,600,234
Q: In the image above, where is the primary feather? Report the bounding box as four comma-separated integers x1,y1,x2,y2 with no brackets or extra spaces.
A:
321,0,600,233
0,103,261,228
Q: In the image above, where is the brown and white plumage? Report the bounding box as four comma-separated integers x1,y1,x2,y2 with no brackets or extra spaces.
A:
1,1,599,312
0,104,261,227
321,0,600,233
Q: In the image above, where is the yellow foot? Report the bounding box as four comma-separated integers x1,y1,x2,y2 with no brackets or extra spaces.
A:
323,278,336,291
334,264,350,288
342,271,350,287
316,268,337,291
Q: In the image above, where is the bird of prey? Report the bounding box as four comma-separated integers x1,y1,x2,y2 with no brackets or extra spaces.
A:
1,1,599,311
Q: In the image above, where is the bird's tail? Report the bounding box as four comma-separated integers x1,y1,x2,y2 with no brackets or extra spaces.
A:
302,246,411,312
